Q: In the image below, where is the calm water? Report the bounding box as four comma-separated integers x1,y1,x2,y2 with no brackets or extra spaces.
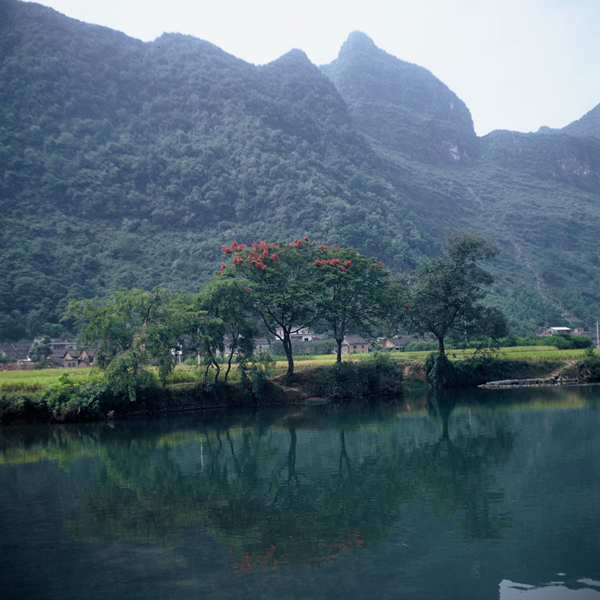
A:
1,386,600,600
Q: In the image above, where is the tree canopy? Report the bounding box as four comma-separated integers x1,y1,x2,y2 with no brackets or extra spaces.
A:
404,231,508,355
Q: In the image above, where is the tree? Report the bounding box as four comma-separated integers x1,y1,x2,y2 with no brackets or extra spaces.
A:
312,247,398,362
220,239,319,377
28,335,51,364
404,231,508,356
197,278,258,383
63,289,192,401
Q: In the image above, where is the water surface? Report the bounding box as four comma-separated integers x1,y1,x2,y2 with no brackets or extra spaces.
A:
1,386,599,599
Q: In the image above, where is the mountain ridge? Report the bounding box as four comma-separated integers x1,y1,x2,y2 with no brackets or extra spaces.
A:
1,0,600,341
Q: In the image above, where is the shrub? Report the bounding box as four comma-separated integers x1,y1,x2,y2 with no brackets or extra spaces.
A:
424,352,457,388
41,373,112,421
308,353,403,400
574,352,600,382
239,353,275,399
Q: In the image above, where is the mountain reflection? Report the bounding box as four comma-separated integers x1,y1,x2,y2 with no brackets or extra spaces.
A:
53,398,515,568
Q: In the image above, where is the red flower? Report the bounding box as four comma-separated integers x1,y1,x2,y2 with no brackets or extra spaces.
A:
221,245,230,256
271,253,279,261
252,241,259,249
304,236,309,242
406,303,410,308
233,255,243,265
344,260,352,268
220,263,225,274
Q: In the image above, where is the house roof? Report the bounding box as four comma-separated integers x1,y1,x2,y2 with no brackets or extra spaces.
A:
343,334,369,345
0,342,33,361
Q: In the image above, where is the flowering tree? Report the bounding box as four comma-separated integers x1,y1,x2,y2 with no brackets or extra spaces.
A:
312,246,398,363
220,238,319,377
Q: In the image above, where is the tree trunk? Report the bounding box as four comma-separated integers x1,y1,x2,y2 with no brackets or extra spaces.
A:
336,338,343,363
282,332,294,377
437,336,445,355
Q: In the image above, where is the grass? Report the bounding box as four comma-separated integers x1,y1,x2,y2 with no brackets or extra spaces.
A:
1,346,592,394
0,367,101,394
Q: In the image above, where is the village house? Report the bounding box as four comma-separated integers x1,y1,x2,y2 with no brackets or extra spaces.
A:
341,334,370,355
275,326,313,341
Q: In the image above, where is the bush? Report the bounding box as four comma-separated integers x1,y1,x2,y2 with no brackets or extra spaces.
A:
308,353,403,400
239,353,276,400
424,352,457,388
41,373,110,421
574,352,600,382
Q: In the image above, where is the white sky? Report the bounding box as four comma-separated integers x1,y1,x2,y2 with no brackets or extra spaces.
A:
28,0,600,136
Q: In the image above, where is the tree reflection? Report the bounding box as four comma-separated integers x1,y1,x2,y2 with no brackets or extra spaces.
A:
61,400,515,569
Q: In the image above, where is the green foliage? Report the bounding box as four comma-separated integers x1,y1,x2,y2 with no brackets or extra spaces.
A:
63,289,191,401
2,3,600,343
221,239,321,377
405,231,508,355
500,334,594,350
269,338,336,357
424,352,457,388
197,278,257,382
28,335,51,363
239,352,275,400
41,373,108,421
312,246,400,362
573,352,600,382
452,356,558,386
308,352,403,400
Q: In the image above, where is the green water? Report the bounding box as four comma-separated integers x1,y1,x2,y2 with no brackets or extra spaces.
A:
1,386,600,600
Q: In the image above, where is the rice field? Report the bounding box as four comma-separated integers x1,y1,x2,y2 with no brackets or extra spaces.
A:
0,346,593,393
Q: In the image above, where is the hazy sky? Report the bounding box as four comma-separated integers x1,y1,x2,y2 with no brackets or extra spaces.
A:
29,0,600,136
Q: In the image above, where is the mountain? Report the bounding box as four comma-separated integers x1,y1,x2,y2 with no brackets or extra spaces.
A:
321,31,478,164
318,30,600,333
1,0,600,341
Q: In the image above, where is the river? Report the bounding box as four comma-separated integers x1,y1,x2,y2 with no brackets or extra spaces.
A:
1,385,599,599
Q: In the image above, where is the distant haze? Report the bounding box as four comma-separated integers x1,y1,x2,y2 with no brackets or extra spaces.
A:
26,0,600,136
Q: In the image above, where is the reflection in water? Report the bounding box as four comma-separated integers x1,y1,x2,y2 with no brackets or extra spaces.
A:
64,397,514,569
1,388,600,600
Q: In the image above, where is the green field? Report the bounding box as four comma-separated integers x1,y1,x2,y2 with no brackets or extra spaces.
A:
1,346,591,394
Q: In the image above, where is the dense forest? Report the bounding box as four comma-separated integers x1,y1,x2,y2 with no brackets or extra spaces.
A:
1,0,600,341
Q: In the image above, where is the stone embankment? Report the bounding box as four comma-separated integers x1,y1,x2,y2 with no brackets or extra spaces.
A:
479,375,581,389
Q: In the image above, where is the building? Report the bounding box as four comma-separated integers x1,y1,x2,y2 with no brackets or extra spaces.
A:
341,334,370,355
540,327,571,336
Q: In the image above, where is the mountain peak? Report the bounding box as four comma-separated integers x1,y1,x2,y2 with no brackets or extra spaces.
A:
340,31,377,53
321,33,477,164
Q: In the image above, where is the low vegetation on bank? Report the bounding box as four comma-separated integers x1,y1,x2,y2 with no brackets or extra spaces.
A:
3,348,600,425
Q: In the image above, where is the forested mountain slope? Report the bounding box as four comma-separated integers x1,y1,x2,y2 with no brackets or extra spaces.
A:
1,0,600,341
320,32,600,333
0,0,423,341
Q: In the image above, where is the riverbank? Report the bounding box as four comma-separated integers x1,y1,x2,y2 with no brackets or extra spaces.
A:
2,349,598,425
